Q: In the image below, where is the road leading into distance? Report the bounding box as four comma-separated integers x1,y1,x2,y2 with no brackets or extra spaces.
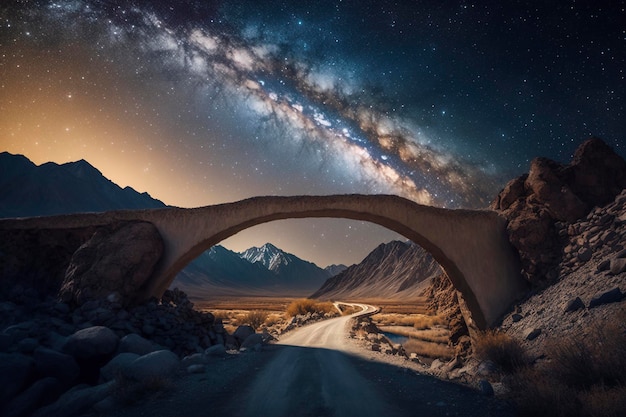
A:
107,303,513,417
236,303,392,417
229,303,512,417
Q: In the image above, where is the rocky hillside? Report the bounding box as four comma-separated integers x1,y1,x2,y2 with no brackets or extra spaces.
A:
312,241,441,300
500,188,626,359
490,137,626,284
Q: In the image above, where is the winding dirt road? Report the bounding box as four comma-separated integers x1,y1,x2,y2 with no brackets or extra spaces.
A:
109,304,512,417
227,304,512,417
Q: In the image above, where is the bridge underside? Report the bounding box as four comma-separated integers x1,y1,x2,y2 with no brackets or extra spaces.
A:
0,194,528,329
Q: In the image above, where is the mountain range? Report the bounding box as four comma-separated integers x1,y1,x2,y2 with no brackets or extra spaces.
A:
175,243,343,298
0,152,166,217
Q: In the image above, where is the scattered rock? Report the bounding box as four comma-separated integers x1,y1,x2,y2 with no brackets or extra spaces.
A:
596,259,611,272
564,297,585,313
588,288,623,308
609,258,626,275
523,328,542,341
511,313,523,322
577,247,592,262
477,379,494,396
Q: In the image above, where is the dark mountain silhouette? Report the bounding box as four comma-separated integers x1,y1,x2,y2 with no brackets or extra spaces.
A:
0,152,165,218
311,240,441,300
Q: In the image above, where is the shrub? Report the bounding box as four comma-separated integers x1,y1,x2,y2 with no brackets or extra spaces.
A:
286,299,336,317
473,330,528,373
546,317,626,389
506,308,626,417
241,310,268,330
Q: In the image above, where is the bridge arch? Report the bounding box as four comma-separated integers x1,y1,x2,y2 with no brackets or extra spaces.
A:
134,195,527,329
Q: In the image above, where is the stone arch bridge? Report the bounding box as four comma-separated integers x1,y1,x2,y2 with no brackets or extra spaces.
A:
0,195,527,329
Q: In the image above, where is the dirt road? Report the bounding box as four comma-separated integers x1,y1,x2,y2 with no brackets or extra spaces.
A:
108,304,513,417
223,303,512,417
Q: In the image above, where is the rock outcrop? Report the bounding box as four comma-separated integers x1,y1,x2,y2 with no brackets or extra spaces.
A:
491,137,626,283
59,222,163,307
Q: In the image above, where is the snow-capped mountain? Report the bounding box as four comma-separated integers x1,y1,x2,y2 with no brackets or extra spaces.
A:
239,243,330,290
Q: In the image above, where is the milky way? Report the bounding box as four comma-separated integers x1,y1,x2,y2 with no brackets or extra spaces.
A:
1,1,624,265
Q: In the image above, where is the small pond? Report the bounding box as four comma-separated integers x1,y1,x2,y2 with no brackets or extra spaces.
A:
382,331,409,345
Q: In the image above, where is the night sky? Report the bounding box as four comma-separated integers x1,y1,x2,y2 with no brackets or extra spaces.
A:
1,0,624,266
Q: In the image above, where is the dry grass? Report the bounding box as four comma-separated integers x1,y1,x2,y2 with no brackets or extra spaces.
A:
506,309,626,417
241,310,268,330
196,296,300,312
473,330,528,373
286,298,336,317
403,338,454,360
372,312,446,329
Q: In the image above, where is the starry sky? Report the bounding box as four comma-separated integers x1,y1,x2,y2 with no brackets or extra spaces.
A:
1,0,624,267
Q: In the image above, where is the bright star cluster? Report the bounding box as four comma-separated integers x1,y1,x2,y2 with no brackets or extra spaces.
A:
1,1,624,266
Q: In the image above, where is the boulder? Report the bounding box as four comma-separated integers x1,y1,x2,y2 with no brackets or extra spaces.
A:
34,347,80,386
62,326,119,359
0,353,34,404
523,328,541,341
181,353,208,368
233,325,255,344
577,247,592,262
186,364,205,374
100,352,139,382
240,333,265,350
123,350,179,383
59,222,163,306
564,297,585,313
609,258,626,275
589,288,623,308
31,381,114,417
491,138,626,284
205,344,227,357
477,379,494,396
2,377,64,417
568,137,626,207
117,333,157,356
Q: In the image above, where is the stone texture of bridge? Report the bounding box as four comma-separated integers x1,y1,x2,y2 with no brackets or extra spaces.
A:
0,194,528,329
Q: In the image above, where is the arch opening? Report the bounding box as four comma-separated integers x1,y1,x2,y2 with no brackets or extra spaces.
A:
151,208,487,328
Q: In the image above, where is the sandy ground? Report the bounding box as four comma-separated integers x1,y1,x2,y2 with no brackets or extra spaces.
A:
105,304,512,417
